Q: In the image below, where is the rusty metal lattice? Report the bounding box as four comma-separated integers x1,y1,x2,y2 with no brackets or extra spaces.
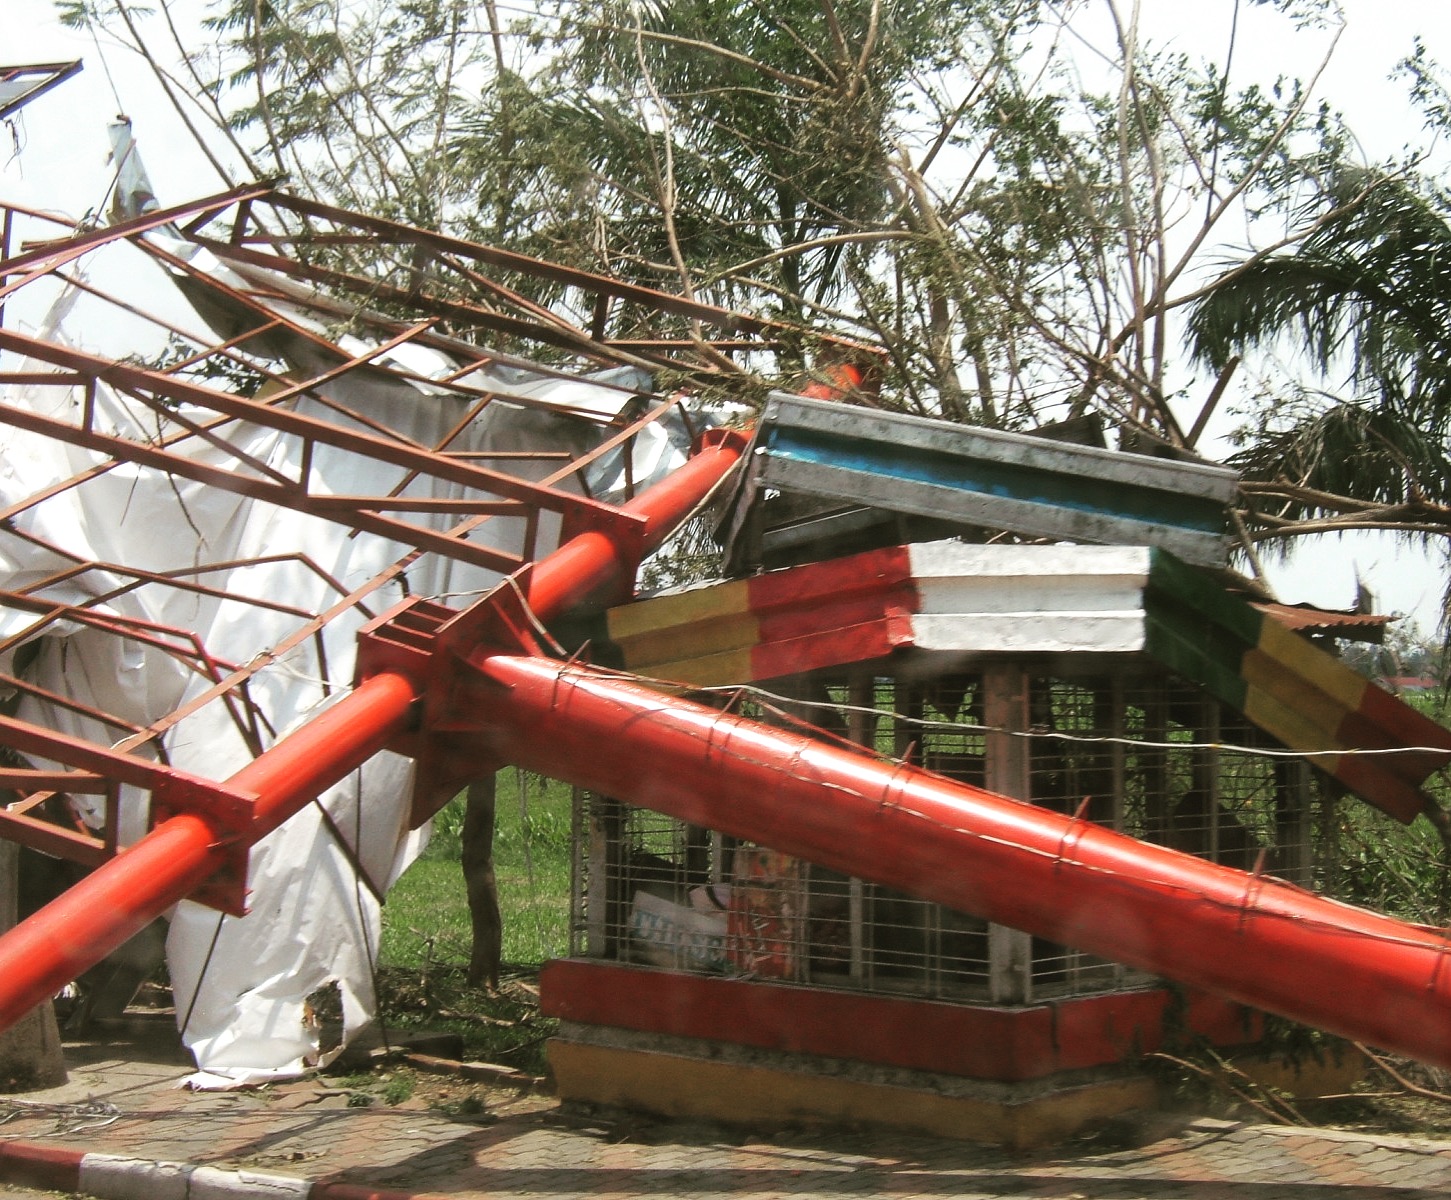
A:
0,184,846,874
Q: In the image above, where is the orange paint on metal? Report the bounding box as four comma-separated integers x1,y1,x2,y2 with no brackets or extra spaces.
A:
471,653,1451,1070
0,434,748,1034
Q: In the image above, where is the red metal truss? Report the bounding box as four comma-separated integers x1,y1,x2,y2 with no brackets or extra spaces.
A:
0,62,84,121
0,430,748,1026
17,189,1451,1082
0,329,643,576
0,185,833,888
212,191,815,358
0,185,274,300
9,417,1451,1072
0,186,866,573
1,185,871,374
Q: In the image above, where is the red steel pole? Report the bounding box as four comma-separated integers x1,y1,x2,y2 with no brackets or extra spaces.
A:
0,433,747,1033
463,653,1451,1069
524,429,747,617
9,402,1451,1072
0,671,419,1033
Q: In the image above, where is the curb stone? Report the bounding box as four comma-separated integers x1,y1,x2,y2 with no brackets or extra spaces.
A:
0,1141,440,1200
1255,1123,1451,1154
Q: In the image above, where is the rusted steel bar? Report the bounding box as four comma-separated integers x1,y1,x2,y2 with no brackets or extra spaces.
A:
0,184,272,295
0,329,643,536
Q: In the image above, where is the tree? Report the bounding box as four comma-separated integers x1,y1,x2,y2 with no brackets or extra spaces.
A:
54,0,1398,978
1186,168,1451,587
60,0,1357,438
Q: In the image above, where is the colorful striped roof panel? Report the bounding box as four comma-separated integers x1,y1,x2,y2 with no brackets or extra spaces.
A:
564,541,1451,825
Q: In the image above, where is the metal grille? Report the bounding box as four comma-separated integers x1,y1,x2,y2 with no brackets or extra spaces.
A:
569,658,1317,1007
569,792,995,998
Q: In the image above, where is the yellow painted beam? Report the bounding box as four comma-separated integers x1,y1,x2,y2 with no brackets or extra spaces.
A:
548,1038,1156,1151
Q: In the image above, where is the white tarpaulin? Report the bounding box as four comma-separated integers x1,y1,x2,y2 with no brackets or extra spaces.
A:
0,127,703,1084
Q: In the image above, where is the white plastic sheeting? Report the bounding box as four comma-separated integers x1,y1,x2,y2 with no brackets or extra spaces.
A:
0,142,700,1083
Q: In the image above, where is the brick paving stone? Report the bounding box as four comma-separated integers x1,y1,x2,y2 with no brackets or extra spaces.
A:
19,1042,1451,1198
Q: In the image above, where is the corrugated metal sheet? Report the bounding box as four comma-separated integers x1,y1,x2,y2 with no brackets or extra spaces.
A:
1251,601,1389,640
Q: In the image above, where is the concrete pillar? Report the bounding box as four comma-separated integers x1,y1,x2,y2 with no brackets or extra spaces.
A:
0,838,67,1089
983,663,1033,1005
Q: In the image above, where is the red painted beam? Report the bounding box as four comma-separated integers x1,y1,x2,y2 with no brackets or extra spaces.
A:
466,653,1451,1070
9,391,1449,1081
525,429,747,616
0,433,747,1034
0,670,418,1032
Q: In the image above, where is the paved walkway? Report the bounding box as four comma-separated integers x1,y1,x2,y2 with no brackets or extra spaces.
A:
5,1024,1451,1198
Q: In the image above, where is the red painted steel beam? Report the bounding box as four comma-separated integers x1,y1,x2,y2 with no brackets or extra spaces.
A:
524,429,747,616
0,433,747,1033
461,653,1451,1068
0,670,418,1030
0,183,272,296
6,400,1451,1071
0,328,639,535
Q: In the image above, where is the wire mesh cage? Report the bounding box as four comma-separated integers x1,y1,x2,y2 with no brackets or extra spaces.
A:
569,655,1321,1007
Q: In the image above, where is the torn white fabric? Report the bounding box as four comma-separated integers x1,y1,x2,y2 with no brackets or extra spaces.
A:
106,120,161,224
1,176,703,1084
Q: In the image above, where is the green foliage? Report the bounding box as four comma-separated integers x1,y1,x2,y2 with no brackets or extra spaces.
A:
1188,164,1451,577
1189,172,1451,402
384,770,573,969
380,1072,416,1106
195,0,486,224
329,1068,417,1107
544,0,956,302
1318,789,1451,926
1229,396,1451,518
378,770,572,1069
61,0,1364,434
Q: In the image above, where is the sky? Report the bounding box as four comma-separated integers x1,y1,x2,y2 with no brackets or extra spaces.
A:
5,0,1451,630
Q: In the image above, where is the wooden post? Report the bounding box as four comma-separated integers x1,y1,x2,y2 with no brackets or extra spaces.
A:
847,673,875,985
983,664,1033,1005
585,795,624,959
462,775,503,989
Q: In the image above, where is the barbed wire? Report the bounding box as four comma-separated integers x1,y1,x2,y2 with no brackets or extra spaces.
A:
675,678,1451,762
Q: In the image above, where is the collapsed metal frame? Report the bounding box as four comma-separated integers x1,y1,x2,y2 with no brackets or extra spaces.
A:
6,186,1451,1077
0,185,852,883
0,63,83,122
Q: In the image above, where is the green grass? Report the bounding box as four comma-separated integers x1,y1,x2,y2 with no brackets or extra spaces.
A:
374,770,573,1069
381,769,574,971
1316,685,1451,925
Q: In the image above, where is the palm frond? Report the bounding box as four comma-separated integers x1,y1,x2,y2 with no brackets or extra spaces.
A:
1188,173,1451,410
1230,397,1451,511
